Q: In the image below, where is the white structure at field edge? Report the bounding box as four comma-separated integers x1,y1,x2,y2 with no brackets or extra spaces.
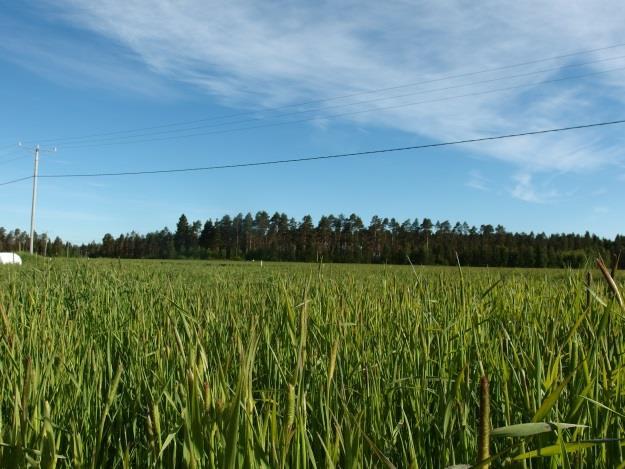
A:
0,253,22,265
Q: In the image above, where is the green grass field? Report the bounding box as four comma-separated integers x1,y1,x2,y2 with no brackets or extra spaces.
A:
0,258,624,467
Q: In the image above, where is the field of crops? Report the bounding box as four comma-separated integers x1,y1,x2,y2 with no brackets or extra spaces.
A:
0,258,624,467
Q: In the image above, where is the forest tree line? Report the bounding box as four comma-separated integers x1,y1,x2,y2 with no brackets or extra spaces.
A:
1,212,623,267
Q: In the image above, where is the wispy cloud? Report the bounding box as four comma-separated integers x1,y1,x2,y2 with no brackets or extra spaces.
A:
0,12,176,98
7,1,625,178
510,172,560,203
466,170,489,191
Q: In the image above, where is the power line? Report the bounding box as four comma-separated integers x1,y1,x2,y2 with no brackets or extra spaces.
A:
47,53,625,148
0,144,32,164
21,41,625,146
0,145,20,157
2,117,623,186
58,65,625,149
0,176,32,187
0,155,28,167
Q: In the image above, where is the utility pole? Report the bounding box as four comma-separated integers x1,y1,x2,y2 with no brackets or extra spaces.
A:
19,143,56,255
30,144,40,255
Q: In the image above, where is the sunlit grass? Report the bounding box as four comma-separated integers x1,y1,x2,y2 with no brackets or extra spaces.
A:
0,258,623,467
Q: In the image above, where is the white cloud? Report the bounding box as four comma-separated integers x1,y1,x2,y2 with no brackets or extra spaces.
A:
466,170,489,191
0,14,176,98
9,1,625,175
510,172,560,203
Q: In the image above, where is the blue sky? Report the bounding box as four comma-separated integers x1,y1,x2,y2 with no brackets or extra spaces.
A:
1,1,625,243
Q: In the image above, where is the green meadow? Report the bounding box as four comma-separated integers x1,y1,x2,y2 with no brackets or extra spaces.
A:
0,258,624,467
